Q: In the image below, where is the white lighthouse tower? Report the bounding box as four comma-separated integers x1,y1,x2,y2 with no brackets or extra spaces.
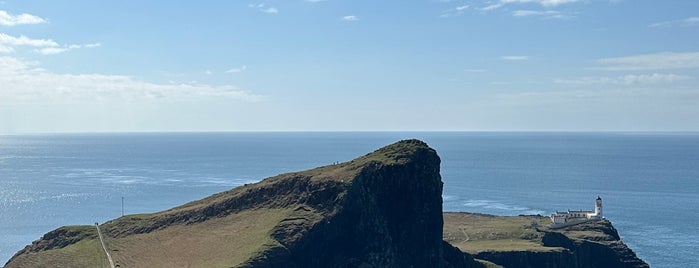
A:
594,196,603,218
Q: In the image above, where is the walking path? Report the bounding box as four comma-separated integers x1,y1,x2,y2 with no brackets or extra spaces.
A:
95,223,116,268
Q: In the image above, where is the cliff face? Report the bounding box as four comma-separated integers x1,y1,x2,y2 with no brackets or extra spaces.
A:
534,220,649,268
444,213,649,268
236,139,475,267
6,139,648,268
6,139,480,268
261,140,444,267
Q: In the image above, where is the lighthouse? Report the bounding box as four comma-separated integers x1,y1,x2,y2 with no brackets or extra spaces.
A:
595,196,603,218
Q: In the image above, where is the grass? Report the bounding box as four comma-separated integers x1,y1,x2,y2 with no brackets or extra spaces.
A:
6,140,433,267
105,208,293,268
8,209,295,268
443,212,562,254
5,228,109,268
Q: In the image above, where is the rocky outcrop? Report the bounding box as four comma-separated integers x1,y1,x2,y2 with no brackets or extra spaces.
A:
474,220,649,268
9,226,97,256
6,139,647,268
229,139,481,267
6,139,482,268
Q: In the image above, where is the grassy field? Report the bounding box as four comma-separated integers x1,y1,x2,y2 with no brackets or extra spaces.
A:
105,208,293,268
443,212,563,254
5,226,109,268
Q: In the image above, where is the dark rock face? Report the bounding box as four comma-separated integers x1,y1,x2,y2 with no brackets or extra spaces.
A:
238,139,479,267
282,147,444,267
476,220,649,268
8,226,96,259
476,250,576,268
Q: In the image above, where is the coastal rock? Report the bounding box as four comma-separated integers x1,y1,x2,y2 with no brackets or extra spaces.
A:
537,219,649,268
6,139,648,268
6,139,480,268
444,212,649,268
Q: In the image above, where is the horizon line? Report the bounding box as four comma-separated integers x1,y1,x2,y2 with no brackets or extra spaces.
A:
2,130,699,135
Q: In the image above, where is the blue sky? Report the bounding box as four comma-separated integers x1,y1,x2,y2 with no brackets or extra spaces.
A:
1,0,698,132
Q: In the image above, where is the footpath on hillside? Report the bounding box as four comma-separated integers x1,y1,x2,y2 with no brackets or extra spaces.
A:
95,223,115,268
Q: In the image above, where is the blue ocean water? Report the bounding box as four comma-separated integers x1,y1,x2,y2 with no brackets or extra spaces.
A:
1,132,697,267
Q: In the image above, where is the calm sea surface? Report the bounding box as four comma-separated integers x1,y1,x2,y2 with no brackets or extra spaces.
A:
1,132,697,267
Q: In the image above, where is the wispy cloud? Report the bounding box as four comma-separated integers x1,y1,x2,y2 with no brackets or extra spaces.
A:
341,15,359,21
594,52,699,71
441,5,469,17
0,33,99,55
512,10,568,19
501,0,580,7
480,0,579,11
555,73,691,85
0,56,262,103
465,69,487,72
501,55,529,61
226,65,247,73
0,33,58,47
0,10,47,26
249,3,278,14
36,43,101,55
649,17,699,28
480,4,503,11
261,7,278,14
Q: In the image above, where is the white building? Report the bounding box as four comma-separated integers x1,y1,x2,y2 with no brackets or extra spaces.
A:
550,196,603,226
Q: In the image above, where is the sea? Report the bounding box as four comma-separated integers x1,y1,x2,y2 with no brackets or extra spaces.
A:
1,132,697,267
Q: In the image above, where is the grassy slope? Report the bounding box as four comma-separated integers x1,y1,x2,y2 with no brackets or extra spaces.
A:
443,212,563,254
106,208,292,268
6,140,434,267
5,226,109,268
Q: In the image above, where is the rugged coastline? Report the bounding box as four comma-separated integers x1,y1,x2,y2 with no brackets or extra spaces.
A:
6,140,648,268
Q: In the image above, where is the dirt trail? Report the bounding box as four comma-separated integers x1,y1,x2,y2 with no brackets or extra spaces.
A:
95,223,115,268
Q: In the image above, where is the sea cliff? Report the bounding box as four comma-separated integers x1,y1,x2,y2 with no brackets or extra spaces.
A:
444,213,649,268
6,140,647,268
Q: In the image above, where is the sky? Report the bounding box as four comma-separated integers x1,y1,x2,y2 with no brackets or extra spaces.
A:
1,0,698,132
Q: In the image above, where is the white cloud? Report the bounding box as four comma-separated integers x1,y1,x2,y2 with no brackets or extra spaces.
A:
649,17,699,28
226,65,247,73
341,15,359,21
512,10,567,19
0,10,47,26
0,33,99,55
480,4,503,11
261,7,278,14
0,56,262,103
501,0,579,7
465,69,487,72
595,52,699,71
0,33,58,47
481,0,578,11
441,5,469,17
555,73,691,85
0,43,13,53
36,43,100,55
249,3,278,14
501,55,529,61
36,47,68,55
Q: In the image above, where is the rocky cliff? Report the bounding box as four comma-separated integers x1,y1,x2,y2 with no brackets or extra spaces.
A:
6,139,647,268
6,140,480,268
444,213,649,268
